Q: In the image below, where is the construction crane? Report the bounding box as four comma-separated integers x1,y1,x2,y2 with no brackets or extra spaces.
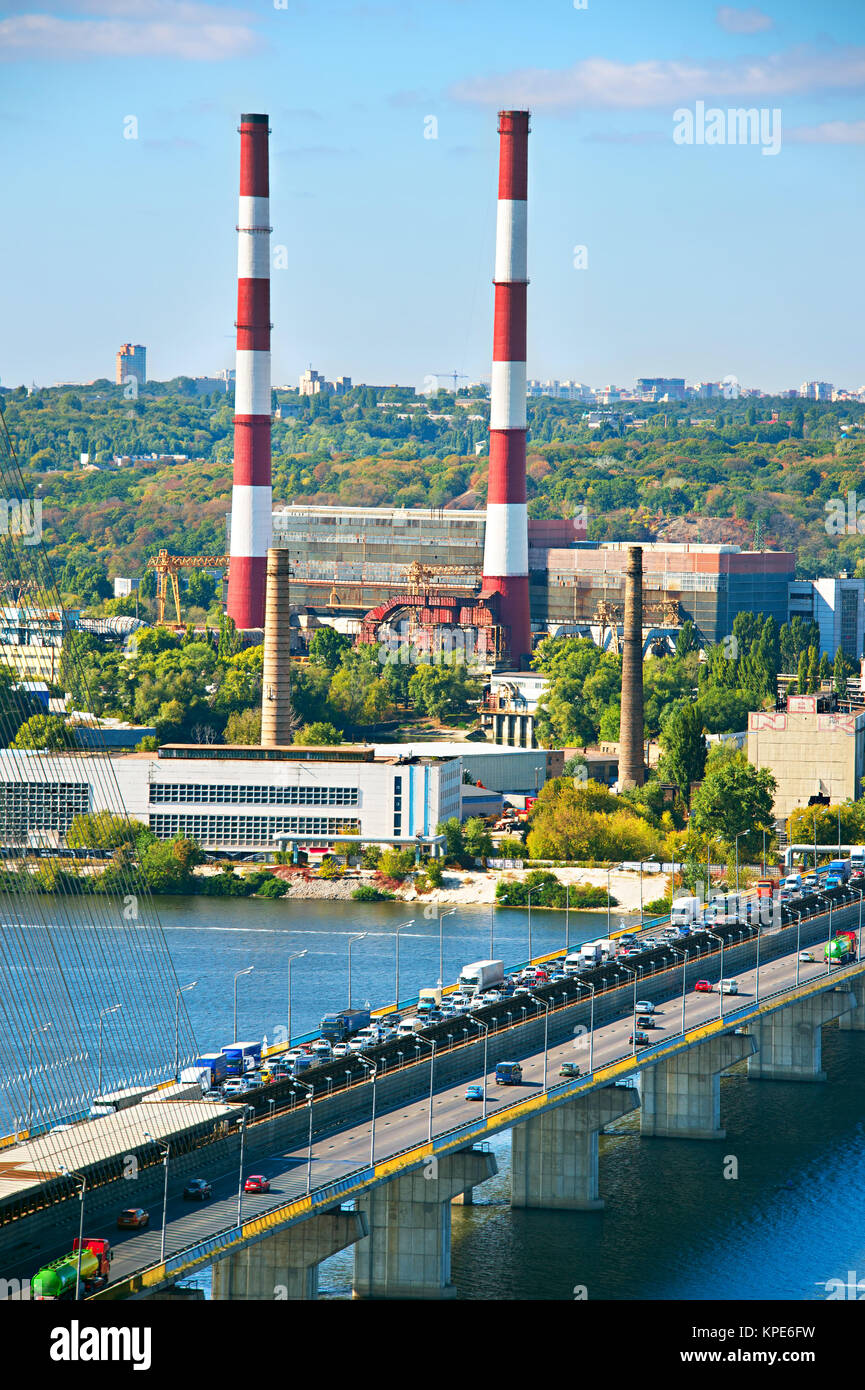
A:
404,561,478,594
430,370,468,393
146,549,229,626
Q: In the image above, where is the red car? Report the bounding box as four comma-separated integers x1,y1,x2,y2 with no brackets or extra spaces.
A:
694,979,712,993
244,1175,271,1194
117,1207,149,1229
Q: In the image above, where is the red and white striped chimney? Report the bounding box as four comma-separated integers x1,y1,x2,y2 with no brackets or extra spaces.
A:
227,112,272,631
482,109,531,667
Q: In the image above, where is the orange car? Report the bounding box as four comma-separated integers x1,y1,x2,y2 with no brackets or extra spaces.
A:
117,1207,149,1229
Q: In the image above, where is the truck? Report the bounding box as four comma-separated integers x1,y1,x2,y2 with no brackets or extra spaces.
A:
826,859,851,883
320,1008,371,1043
458,959,504,996
670,896,702,927
495,1061,522,1085
563,951,584,975
220,1041,262,1076
396,1016,426,1037
850,846,865,870
825,930,857,965
31,1238,112,1300
595,938,616,961
185,1052,229,1088
782,873,802,892
417,987,443,1016
581,941,603,967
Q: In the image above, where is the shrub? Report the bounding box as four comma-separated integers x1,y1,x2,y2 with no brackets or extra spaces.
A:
352,884,395,902
643,895,671,916
255,875,290,898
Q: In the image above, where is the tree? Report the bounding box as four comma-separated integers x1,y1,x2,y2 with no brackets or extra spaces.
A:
696,688,749,735
407,662,480,721
309,626,352,671
66,811,138,851
11,714,70,750
818,652,831,685
833,647,850,697
797,649,808,695
675,620,698,657
806,645,820,693
659,703,707,803
224,708,261,744
689,751,776,859
462,816,493,862
295,721,342,745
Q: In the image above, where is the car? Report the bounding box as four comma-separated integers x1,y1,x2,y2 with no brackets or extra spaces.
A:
851,870,865,883
309,1042,333,1061
799,950,816,963
222,1079,248,1097
347,1037,368,1053
469,994,488,1011
330,1042,351,1059
642,938,660,950
636,1015,656,1029
634,1000,655,1014
532,970,550,982
183,1180,212,1201
550,972,567,982
117,1207,149,1229
465,1084,484,1101
284,1049,308,1065
481,990,504,1004
629,1031,651,1046
244,1175,271,1194
559,1060,581,1078
512,985,530,997
694,980,712,993
719,979,739,995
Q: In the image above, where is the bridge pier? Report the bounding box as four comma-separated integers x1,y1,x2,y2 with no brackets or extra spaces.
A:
838,977,865,1032
352,1147,497,1300
640,1032,756,1140
510,1084,639,1210
747,990,856,1081
211,1209,367,1301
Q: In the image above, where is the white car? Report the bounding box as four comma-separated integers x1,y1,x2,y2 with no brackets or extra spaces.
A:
331,1042,351,1059
347,1037,368,1053
309,1041,333,1061
482,990,505,1003
634,1000,655,1014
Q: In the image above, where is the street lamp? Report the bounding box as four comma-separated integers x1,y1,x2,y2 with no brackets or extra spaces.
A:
795,912,803,986
528,994,550,1090
27,1022,51,1134
565,881,570,952
236,1106,252,1227
704,930,725,1020
580,980,596,1073
733,832,747,896
294,1080,315,1193
97,1005,121,1096
347,933,367,1008
606,867,612,935
414,1034,436,1143
59,1165,86,1299
286,950,307,1049
670,945,690,1035
394,919,415,1011
466,1017,489,1119
358,1057,377,1167
233,966,254,1040
619,963,638,1054
526,886,536,965
174,983,196,1078
437,906,456,987
143,1131,170,1262
857,888,864,961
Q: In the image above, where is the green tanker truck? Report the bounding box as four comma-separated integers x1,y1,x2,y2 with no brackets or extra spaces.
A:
31,1237,112,1299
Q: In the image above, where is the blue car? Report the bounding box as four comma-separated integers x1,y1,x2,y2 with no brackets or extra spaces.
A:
465,1084,484,1101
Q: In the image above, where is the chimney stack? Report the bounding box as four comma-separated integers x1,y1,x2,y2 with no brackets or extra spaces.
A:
618,545,645,789
260,548,293,746
481,109,531,668
227,113,272,631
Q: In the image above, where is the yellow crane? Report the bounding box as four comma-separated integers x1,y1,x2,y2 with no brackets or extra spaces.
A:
146,549,229,626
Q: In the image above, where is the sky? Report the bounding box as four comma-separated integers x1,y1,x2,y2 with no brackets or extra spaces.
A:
1,0,864,393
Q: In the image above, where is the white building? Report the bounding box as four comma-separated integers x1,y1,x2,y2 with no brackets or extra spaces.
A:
787,578,865,663
0,745,461,855
799,381,833,401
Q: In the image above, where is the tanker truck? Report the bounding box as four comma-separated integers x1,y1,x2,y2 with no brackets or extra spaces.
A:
31,1237,112,1299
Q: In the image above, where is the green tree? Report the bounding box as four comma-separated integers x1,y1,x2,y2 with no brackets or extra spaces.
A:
818,652,831,685
675,620,698,657
807,645,820,693
11,714,70,750
833,647,850,696
797,649,808,695
294,721,342,745
308,626,352,671
462,816,493,861
689,752,776,859
66,811,138,851
224,708,261,744
659,703,707,802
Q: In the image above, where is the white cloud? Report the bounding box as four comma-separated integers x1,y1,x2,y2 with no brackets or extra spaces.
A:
0,2,259,59
786,119,865,144
448,45,865,112
716,5,773,35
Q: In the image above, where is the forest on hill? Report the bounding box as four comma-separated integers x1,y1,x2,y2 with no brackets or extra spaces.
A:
1,378,864,612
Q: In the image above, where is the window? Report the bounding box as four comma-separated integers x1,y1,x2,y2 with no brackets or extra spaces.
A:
0,781,90,835
149,783,358,807
148,814,361,847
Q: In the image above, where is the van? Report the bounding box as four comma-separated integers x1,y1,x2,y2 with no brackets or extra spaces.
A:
719,979,739,995
783,874,802,892
397,1017,425,1037
495,1061,522,1085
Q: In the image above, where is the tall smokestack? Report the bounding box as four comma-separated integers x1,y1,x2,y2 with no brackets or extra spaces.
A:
481,109,531,668
261,548,293,746
618,545,645,789
228,113,272,631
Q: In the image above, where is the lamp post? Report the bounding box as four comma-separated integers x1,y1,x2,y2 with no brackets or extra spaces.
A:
358,1057,377,1167
143,1131,170,1262
580,980,596,1072
466,1017,489,1119
670,946,690,1035
438,907,456,987
294,1081,315,1193
27,1022,51,1135
286,949,307,1049
565,882,570,952
704,930,725,1020
527,887,535,965
236,1106,252,1227
795,912,803,986
59,1166,86,1299
174,983,196,1078
606,867,612,935
529,995,550,1090
734,832,747,896
97,1005,121,1096
233,966,254,1040
858,888,864,961
414,1034,436,1142
394,919,415,1011
347,933,367,1008
619,963,638,1054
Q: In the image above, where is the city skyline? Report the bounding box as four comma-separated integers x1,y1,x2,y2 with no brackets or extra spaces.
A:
2,0,864,391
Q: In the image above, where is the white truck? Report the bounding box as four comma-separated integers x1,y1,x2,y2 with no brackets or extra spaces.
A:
563,951,584,975
671,895,702,927
458,959,505,996
579,941,603,968
850,846,865,870
596,938,616,961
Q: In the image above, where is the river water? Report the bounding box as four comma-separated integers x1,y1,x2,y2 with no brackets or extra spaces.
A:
19,897,865,1300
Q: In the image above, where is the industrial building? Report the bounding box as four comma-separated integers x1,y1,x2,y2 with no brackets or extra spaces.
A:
479,672,548,748
787,577,865,663
0,745,462,855
747,695,865,821
0,606,77,682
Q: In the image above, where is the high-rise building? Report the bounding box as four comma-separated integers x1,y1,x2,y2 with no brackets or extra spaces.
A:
115,344,146,387
799,381,833,401
636,377,686,402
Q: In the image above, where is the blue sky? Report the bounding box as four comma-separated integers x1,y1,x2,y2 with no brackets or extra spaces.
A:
2,0,864,392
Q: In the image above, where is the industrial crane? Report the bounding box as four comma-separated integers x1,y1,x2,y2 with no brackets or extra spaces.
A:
430,371,468,393
146,549,229,626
